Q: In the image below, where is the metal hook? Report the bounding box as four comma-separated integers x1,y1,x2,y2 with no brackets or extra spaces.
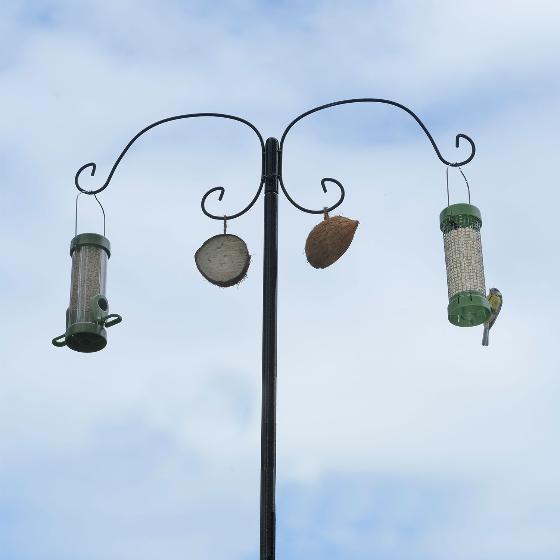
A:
75,192,107,236
446,165,471,207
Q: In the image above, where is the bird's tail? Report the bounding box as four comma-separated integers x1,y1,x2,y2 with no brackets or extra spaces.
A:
482,324,490,346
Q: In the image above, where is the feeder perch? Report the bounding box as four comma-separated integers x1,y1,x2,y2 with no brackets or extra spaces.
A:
440,203,491,327
52,233,122,352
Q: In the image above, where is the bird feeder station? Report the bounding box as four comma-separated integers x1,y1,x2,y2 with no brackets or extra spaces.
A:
52,196,121,352
51,97,498,560
440,203,491,327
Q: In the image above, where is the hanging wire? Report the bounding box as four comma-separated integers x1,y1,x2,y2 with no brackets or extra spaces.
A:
458,166,471,204
75,192,106,236
446,167,450,207
446,165,471,207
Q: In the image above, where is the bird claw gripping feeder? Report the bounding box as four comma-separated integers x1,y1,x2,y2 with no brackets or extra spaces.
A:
440,169,491,327
52,195,122,352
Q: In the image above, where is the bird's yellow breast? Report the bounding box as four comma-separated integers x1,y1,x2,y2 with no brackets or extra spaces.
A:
488,293,502,312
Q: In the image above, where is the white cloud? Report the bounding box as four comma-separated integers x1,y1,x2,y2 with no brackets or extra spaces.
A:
0,1,559,559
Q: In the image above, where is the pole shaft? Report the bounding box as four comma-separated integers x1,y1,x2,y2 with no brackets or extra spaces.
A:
261,137,279,560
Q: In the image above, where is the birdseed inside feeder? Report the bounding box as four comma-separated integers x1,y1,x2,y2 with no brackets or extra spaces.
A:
52,233,121,352
440,203,491,327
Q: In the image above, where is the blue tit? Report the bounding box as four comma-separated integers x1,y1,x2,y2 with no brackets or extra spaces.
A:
482,288,502,346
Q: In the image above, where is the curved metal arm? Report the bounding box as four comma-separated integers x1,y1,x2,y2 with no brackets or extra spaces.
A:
279,98,476,214
278,176,345,215
75,113,265,221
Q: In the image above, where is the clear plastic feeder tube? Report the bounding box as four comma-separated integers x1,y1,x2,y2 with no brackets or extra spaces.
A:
69,236,109,326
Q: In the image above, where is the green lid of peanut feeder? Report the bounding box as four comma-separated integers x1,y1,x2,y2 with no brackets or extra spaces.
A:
440,204,491,327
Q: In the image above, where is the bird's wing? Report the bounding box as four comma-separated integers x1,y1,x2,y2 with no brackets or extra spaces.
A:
488,297,502,329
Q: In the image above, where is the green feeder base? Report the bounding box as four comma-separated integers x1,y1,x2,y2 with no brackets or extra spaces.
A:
65,322,107,353
447,291,491,327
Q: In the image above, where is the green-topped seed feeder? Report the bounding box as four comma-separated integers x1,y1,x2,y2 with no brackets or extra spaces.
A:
52,196,121,352
52,233,122,352
440,203,491,327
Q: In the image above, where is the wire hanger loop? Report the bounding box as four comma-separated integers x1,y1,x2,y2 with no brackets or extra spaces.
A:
75,192,106,236
446,166,471,207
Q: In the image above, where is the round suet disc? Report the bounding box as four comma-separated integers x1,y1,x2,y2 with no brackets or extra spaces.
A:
195,234,250,287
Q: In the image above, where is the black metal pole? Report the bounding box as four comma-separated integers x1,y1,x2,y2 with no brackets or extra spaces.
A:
261,137,279,560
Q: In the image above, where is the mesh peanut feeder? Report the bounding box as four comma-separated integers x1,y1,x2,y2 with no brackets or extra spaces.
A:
305,212,359,269
440,203,491,327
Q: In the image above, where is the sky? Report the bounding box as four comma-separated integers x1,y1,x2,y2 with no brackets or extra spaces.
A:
0,0,559,559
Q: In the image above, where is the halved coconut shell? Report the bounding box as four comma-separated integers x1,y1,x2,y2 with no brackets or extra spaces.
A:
305,215,359,269
195,234,250,287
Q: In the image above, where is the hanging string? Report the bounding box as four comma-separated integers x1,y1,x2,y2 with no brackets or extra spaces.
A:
323,207,329,220
224,215,227,234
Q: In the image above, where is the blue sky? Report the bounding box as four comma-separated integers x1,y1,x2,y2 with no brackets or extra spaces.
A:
1,1,560,559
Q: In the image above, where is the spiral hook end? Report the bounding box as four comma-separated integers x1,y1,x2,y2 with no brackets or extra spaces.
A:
321,178,345,206
279,176,345,215
453,134,476,166
75,162,99,194
201,186,228,219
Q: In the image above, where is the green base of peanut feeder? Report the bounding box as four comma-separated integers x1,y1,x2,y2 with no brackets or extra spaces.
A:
65,322,108,353
447,291,491,327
